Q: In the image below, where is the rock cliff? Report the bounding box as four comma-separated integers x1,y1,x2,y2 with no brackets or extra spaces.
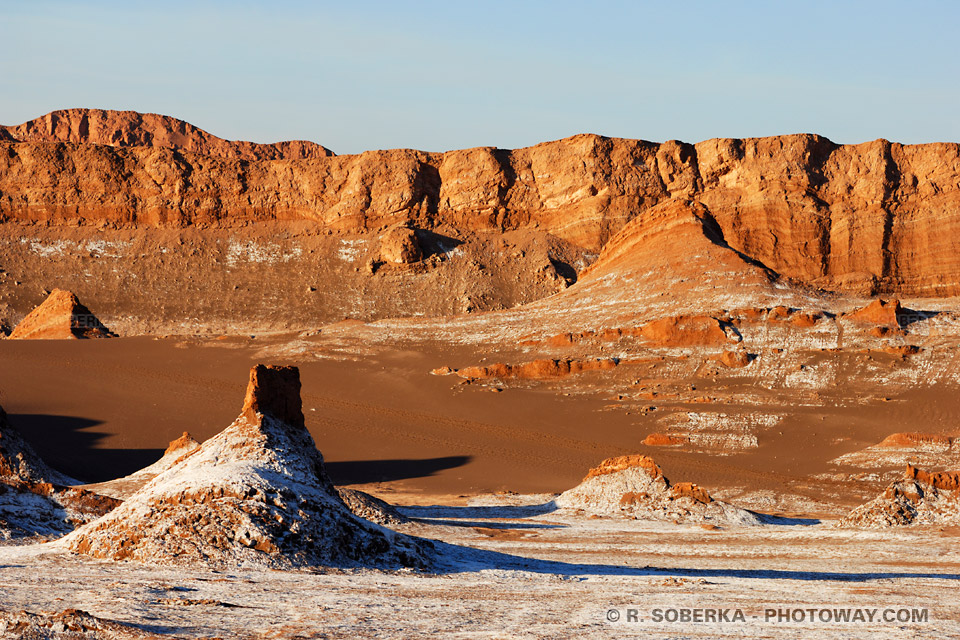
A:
3,109,960,334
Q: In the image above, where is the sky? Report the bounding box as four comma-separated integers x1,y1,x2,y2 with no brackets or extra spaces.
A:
1,1,958,154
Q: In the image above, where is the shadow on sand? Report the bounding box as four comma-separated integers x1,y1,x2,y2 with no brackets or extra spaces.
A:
7,413,164,483
325,456,472,485
426,540,960,581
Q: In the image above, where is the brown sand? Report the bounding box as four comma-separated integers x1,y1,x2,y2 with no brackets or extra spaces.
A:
1,335,954,514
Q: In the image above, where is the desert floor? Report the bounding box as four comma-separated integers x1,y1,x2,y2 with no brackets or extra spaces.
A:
1,336,959,638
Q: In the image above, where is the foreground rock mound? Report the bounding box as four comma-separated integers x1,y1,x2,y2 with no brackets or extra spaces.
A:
1,405,118,539
9,289,114,340
840,465,960,527
554,455,761,525
61,365,430,568
0,608,153,640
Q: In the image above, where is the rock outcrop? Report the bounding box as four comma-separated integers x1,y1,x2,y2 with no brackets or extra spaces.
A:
456,357,619,381
61,365,430,568
379,225,423,264
840,465,960,527
843,299,903,328
0,608,152,640
1,108,333,160
9,289,114,340
831,432,957,470
554,454,761,525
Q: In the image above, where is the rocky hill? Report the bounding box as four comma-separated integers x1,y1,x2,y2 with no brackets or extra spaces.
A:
60,365,431,568
8,288,114,339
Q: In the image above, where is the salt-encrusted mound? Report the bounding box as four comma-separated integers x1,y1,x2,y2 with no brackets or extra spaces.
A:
61,365,430,568
1,405,118,540
0,405,77,486
337,488,410,527
554,454,762,526
839,465,960,527
82,432,201,500
9,289,114,340
0,608,154,639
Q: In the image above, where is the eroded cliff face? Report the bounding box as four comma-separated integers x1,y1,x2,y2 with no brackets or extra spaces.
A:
1,109,959,332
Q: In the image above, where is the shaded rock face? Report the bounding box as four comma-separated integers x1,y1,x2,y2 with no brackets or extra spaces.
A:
840,465,960,527
554,454,761,525
1,108,333,161
61,365,431,568
9,289,114,340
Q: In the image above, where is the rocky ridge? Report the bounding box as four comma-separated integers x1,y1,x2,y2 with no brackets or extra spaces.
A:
1,404,118,540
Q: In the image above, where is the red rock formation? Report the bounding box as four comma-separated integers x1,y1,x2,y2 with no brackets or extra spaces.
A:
1,108,333,160
241,364,304,427
906,464,960,491
844,299,903,327
642,433,690,446
582,454,663,481
669,482,713,504
841,464,960,527
878,433,953,449
163,432,200,456
715,350,752,368
640,315,735,347
379,226,422,264
557,453,758,525
9,289,113,340
457,357,619,381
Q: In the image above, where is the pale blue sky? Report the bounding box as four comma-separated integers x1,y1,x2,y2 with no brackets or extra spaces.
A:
1,1,958,154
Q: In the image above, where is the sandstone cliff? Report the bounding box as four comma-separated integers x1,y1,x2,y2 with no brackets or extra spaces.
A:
4,112,958,296
3,109,960,335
